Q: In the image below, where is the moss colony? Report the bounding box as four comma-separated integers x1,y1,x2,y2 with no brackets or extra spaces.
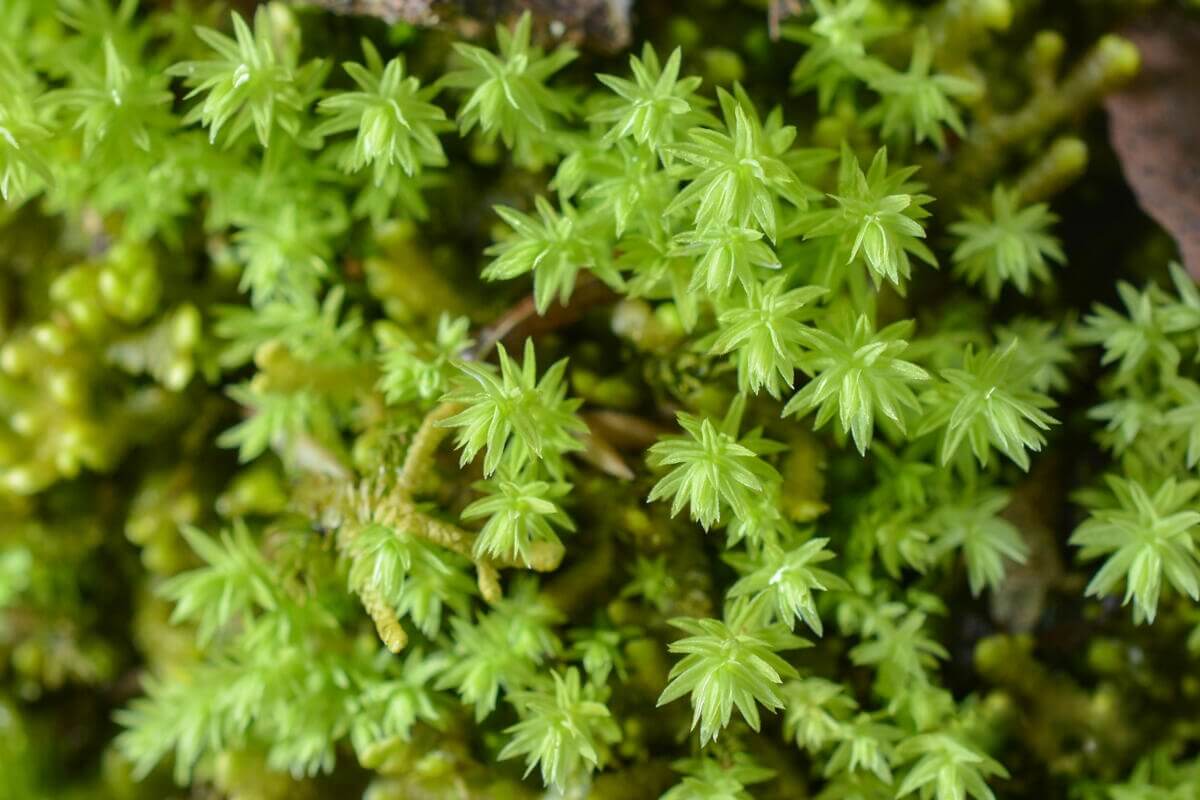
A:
3,0,1200,798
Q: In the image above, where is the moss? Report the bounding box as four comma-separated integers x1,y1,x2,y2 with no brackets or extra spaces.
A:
2,0,1200,798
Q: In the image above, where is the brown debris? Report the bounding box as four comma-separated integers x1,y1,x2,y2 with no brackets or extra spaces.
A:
580,409,672,450
291,0,633,52
992,453,1066,634
469,272,620,359
1106,14,1200,278
578,425,637,480
767,0,805,41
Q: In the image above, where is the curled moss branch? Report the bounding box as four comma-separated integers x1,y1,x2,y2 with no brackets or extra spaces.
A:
396,399,462,495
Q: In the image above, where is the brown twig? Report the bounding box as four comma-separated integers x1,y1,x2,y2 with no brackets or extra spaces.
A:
468,273,620,360
580,410,673,450
397,399,463,494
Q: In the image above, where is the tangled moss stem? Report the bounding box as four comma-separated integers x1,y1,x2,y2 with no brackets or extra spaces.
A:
960,34,1139,189
397,399,463,494
359,583,408,652
476,561,503,604
1015,136,1089,203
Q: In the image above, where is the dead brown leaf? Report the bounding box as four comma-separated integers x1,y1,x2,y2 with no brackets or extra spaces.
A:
1105,14,1200,278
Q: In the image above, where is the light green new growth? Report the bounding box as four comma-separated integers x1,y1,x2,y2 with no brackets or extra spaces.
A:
712,277,827,397
315,40,449,183
657,598,808,745
169,8,324,147
673,223,782,297
727,536,846,635
801,144,935,290
159,521,279,645
951,185,1064,298
666,88,811,242
437,579,562,721
499,668,620,790
896,732,1009,800
1076,278,1189,382
824,713,900,782
929,492,1028,595
647,398,782,530
785,0,891,111
784,313,929,454
920,343,1057,470
440,339,586,477
45,38,174,157
865,29,977,150
440,10,576,166
782,677,859,753
484,196,616,314
1071,476,1200,624
462,475,575,567
593,44,711,151
661,754,775,800
0,47,52,201
377,313,474,404
1166,378,1200,468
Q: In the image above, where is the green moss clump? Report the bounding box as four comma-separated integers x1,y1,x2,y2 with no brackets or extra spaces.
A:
2,1,1199,798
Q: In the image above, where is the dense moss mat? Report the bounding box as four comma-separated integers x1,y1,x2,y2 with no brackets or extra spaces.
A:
2,1,1200,798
